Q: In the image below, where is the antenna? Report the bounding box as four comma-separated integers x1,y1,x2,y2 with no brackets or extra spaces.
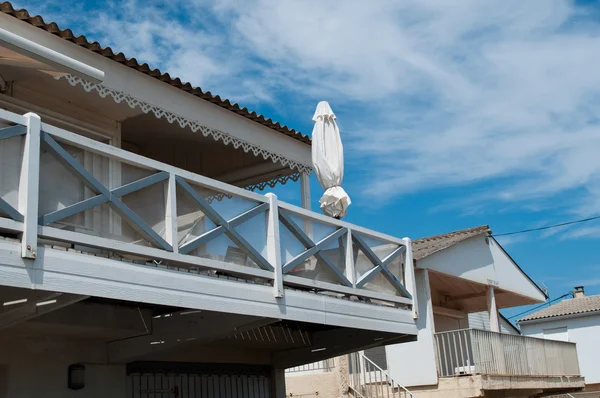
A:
540,282,550,298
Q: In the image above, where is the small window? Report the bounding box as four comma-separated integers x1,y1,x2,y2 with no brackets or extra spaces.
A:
543,327,568,342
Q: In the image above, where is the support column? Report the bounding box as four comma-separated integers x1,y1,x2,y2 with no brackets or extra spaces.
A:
19,112,41,259
300,172,313,270
422,268,435,334
271,368,286,398
403,237,418,319
266,193,283,298
165,173,178,253
300,172,311,210
487,286,500,333
336,355,350,398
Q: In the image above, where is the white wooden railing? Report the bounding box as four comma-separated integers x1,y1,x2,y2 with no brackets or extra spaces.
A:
0,109,416,308
434,329,581,378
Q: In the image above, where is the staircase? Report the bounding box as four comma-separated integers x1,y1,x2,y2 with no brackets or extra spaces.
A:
348,352,415,398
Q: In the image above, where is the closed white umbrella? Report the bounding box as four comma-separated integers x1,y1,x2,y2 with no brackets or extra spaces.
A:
311,101,351,219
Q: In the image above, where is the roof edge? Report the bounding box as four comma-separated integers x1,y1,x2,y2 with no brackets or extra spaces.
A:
519,308,600,324
490,236,548,300
0,1,311,145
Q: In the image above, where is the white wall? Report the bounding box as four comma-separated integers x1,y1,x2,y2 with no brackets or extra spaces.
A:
418,236,546,303
0,335,126,398
521,314,600,384
433,313,468,332
386,269,438,387
468,312,519,335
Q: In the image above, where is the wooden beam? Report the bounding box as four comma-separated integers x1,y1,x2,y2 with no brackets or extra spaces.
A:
39,171,169,225
0,124,26,140
0,292,88,330
446,291,488,302
353,233,411,299
446,289,506,302
432,305,466,320
178,202,269,255
176,177,272,270
107,312,278,363
0,27,104,82
0,198,23,222
282,228,347,273
41,132,172,251
28,302,153,335
279,211,351,286
216,162,288,185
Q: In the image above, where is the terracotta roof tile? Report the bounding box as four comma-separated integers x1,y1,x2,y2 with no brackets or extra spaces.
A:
0,1,311,145
413,225,491,260
519,295,600,322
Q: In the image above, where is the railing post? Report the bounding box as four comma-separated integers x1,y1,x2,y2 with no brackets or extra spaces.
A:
403,237,418,319
165,173,178,253
18,113,41,259
345,230,356,287
266,193,283,298
300,172,313,242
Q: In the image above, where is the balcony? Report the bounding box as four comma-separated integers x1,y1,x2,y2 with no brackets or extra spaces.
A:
434,329,581,378
0,108,417,345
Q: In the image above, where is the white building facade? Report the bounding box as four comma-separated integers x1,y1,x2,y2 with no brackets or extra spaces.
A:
520,287,600,395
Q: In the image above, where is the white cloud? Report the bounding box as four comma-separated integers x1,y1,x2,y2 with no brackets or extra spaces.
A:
15,0,600,216
560,225,600,240
214,0,600,213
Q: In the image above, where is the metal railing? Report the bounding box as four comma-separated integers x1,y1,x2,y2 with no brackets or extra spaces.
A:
285,359,336,374
434,329,580,378
348,352,415,398
0,108,416,306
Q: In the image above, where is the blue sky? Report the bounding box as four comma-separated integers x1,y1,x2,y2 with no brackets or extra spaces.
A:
14,0,600,322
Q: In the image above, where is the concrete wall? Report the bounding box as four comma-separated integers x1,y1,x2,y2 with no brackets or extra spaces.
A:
521,313,600,384
285,372,340,398
386,269,438,387
0,335,126,398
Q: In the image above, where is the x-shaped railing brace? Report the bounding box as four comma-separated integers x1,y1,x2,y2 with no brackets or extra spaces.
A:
353,234,411,298
279,211,352,287
0,125,27,222
39,132,172,251
175,177,273,271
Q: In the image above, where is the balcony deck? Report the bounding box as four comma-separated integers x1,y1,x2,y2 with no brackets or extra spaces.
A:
0,108,417,342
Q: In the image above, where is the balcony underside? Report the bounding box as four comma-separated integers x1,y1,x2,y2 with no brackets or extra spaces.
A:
0,236,416,367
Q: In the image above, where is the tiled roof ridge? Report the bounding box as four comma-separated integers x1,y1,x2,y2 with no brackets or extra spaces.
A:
412,225,491,261
0,1,311,145
519,294,600,322
414,225,491,243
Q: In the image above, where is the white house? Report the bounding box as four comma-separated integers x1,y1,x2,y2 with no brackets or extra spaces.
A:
0,3,420,397
286,226,585,398
520,286,600,397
